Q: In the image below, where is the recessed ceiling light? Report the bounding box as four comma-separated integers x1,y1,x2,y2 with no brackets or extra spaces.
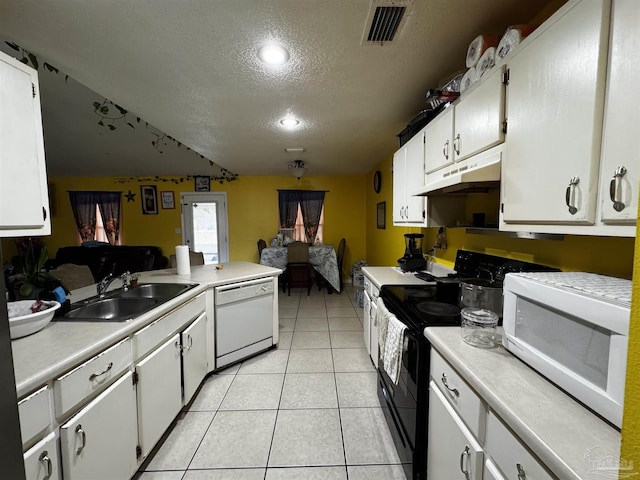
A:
280,117,300,127
258,44,290,65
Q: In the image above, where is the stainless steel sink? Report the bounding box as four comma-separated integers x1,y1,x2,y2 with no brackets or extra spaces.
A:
117,283,196,299
64,297,162,321
62,283,198,321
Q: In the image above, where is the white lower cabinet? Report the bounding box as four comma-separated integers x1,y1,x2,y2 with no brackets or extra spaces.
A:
484,458,507,480
135,333,183,459
363,274,380,367
24,432,59,480
59,372,138,480
484,410,555,480
427,382,483,479
182,313,208,405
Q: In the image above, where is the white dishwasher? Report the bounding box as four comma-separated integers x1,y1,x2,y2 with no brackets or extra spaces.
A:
215,278,274,368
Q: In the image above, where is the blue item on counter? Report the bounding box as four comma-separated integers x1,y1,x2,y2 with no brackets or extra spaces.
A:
52,286,67,303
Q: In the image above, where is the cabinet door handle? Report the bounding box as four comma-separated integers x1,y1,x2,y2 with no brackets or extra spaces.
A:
75,424,86,455
185,334,193,351
175,340,182,352
609,166,627,212
517,463,527,480
565,176,580,215
89,362,113,381
39,450,52,479
453,134,461,155
443,140,449,160
441,373,459,397
459,445,471,480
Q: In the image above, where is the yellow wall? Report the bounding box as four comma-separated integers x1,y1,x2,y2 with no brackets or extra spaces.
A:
2,175,367,281
621,217,640,469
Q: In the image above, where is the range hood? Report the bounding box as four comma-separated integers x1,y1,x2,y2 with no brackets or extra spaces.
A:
413,144,502,196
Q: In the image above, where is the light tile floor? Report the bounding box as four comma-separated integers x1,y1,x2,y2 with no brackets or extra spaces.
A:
134,285,407,480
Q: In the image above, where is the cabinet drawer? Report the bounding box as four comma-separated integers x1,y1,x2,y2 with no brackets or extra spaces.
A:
24,431,59,480
18,386,51,449
430,349,486,441
485,410,556,480
134,292,206,359
54,338,132,418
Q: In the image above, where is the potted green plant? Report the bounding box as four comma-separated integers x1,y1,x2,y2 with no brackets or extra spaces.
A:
10,239,65,299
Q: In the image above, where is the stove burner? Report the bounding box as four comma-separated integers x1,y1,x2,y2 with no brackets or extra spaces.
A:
406,289,435,300
416,301,461,318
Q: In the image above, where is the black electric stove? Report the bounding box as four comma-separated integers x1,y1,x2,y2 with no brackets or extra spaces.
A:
376,250,559,480
377,283,460,480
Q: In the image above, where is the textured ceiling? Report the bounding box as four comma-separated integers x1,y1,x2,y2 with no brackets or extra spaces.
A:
0,0,557,178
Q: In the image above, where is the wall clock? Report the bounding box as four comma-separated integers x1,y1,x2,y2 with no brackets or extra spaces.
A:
373,170,382,193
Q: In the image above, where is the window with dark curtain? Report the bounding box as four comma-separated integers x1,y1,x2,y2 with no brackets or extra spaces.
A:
278,190,326,243
278,190,299,229
298,191,325,243
97,192,122,244
68,191,122,244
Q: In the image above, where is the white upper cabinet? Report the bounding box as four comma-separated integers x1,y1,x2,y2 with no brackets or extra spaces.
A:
0,51,51,236
500,0,612,230
393,131,427,226
598,0,639,229
424,65,506,184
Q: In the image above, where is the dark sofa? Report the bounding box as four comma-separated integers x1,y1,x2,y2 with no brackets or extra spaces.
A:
49,245,169,282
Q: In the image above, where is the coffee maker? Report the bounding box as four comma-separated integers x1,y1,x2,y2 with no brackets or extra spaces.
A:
398,233,427,272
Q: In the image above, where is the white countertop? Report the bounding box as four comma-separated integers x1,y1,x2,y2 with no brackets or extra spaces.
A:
361,263,455,289
425,327,621,480
11,261,281,398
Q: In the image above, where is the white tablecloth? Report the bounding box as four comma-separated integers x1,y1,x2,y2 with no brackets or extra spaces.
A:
260,245,340,292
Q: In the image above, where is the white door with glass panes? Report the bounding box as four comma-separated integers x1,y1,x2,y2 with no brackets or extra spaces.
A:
181,192,229,264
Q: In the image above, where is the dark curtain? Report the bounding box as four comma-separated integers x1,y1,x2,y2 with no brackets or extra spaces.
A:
299,191,325,243
69,191,122,244
278,190,299,228
68,191,100,242
97,192,122,245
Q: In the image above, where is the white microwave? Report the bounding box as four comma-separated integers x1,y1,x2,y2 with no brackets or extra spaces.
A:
502,271,631,428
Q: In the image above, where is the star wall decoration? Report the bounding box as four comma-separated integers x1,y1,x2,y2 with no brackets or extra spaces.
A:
125,190,136,202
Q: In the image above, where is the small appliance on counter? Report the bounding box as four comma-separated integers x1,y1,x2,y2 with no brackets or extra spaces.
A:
398,233,427,272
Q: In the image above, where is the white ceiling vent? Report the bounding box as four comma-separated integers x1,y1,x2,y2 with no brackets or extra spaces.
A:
361,1,411,45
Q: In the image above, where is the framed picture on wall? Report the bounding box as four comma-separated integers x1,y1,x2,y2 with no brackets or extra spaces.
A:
161,191,175,209
194,176,211,192
141,185,158,215
377,201,386,229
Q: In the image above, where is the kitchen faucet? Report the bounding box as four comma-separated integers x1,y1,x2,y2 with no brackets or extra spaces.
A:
97,271,131,298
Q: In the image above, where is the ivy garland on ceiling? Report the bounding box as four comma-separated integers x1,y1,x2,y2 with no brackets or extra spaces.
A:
5,41,238,183
113,172,238,185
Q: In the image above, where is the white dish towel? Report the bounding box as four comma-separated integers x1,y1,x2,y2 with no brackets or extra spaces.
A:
384,315,407,385
375,297,407,385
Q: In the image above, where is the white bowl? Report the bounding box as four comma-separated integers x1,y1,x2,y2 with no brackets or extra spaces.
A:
8,300,61,340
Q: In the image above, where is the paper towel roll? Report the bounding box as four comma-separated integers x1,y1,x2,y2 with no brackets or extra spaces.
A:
476,47,496,79
497,25,536,60
460,67,478,94
175,245,191,275
465,34,499,68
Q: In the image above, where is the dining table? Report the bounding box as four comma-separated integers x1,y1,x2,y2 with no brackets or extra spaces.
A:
260,245,341,292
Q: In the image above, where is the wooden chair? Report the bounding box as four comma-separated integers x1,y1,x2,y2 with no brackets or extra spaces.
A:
285,241,313,296
169,251,205,267
257,239,267,258
336,238,346,293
